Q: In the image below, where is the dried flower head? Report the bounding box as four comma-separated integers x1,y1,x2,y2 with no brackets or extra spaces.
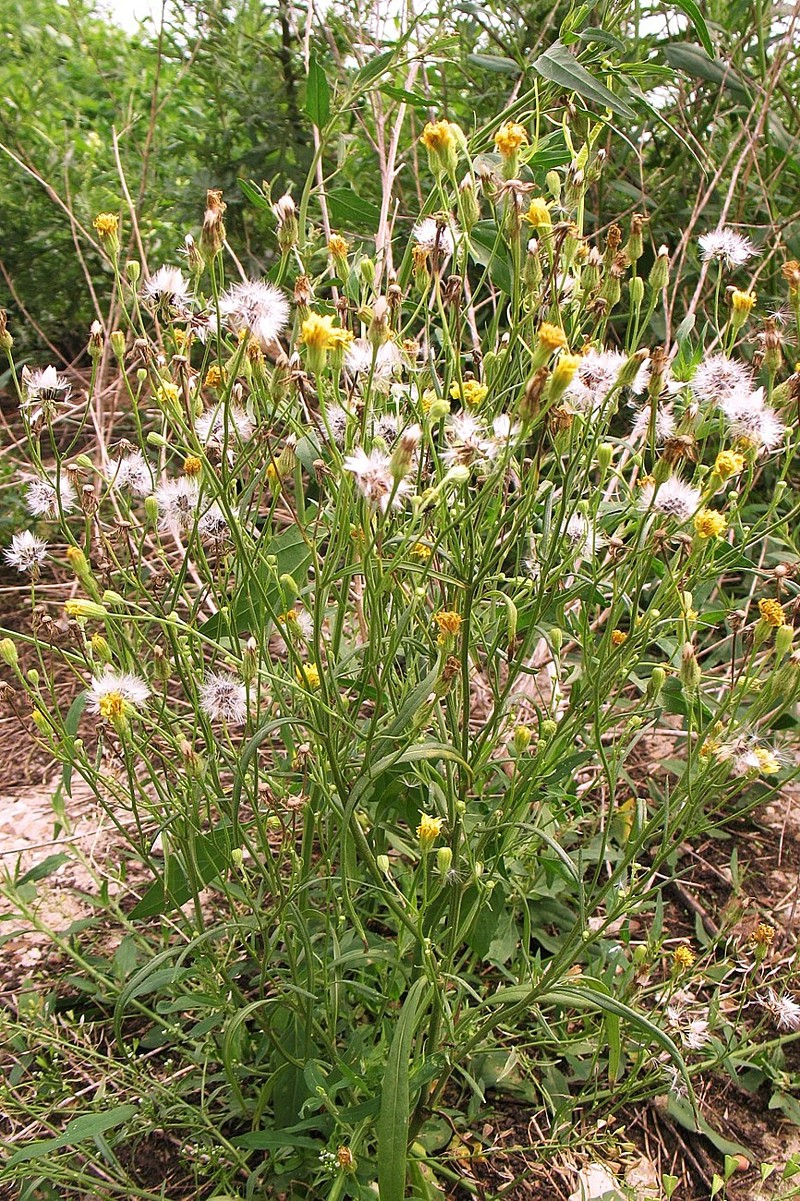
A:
4,530,48,574
758,987,800,1031
199,670,247,724
218,280,289,348
25,474,77,518
638,477,702,523
142,265,191,310
698,228,759,268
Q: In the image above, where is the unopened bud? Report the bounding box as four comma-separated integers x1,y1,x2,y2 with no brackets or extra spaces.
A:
775,623,794,660
377,854,391,875
0,638,18,669
436,846,453,876
545,170,561,201
513,725,532,754
649,246,670,292
647,665,666,704
110,330,126,361
679,642,701,693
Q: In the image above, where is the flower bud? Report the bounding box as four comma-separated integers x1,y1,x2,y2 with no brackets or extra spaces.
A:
649,246,670,292
144,494,159,525
629,275,644,306
231,847,244,869
90,634,112,664
377,854,391,875
597,443,614,477
545,170,561,201
459,175,480,230
539,718,557,741
513,725,532,754
647,665,666,704
679,642,701,693
110,330,126,361
125,260,141,286
436,846,453,876
0,638,18,669
775,623,794,661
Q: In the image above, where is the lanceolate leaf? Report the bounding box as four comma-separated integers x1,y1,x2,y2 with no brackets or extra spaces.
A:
305,56,331,128
377,978,430,1201
670,0,714,57
532,40,637,120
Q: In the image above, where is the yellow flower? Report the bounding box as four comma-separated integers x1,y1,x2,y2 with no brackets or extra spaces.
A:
714,450,745,480
693,509,727,539
409,542,432,561
155,382,180,409
300,312,351,351
672,944,695,972
549,352,580,402
494,121,528,158
421,388,450,420
611,629,628,646
750,923,776,950
524,198,553,229
98,691,125,721
754,747,780,775
183,455,202,478
296,662,321,689
759,598,785,628
420,120,461,175
93,212,119,239
450,380,488,408
536,323,567,352
433,610,462,642
328,235,349,259
64,599,108,621
731,289,756,316
416,812,444,848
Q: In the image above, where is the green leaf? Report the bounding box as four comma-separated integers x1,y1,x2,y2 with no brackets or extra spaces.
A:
17,853,70,886
355,48,396,86
378,84,429,109
377,978,429,1201
661,44,750,101
327,187,382,232
467,52,520,75
7,1104,137,1165
62,690,87,794
129,825,232,919
532,40,637,120
305,56,330,128
671,0,714,57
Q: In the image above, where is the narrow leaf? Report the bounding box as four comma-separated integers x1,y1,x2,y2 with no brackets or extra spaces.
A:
377,978,429,1201
671,0,714,57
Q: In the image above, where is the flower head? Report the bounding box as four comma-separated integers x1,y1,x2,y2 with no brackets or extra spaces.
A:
694,509,727,539
199,670,247,724
416,812,444,848
155,476,201,535
637,476,702,522
142,265,191,310
299,312,353,353
195,404,254,448
115,451,154,497
691,355,753,406
88,670,150,719
4,530,48,573
412,218,458,259
25,474,77,518
494,121,528,158
442,412,495,470
344,339,401,394
759,598,785,628
218,280,290,347
343,447,411,512
21,365,72,425
672,944,696,972
296,662,321,689
450,380,488,408
758,987,800,1031
698,228,759,268
714,449,746,480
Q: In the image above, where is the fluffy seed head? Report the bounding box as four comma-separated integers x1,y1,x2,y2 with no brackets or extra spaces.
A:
199,670,247,724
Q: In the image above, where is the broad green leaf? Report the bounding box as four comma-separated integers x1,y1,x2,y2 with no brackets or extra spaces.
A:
377,978,429,1201
379,83,429,109
128,825,233,919
327,187,382,231
7,1105,137,1165
305,56,330,127
532,40,637,120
